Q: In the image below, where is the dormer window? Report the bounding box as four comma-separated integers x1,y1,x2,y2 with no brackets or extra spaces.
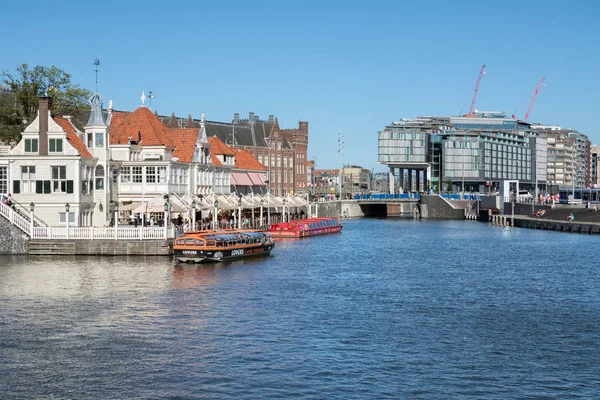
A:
49,138,63,152
24,138,38,153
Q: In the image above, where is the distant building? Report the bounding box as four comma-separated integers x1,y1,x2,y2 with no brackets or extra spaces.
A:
342,165,371,194
378,112,549,193
532,126,591,188
591,145,600,188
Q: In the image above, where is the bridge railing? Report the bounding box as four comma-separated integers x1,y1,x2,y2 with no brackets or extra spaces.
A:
354,193,421,200
354,193,483,201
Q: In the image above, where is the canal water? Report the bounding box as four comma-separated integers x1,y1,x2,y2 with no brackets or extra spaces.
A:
1,219,600,398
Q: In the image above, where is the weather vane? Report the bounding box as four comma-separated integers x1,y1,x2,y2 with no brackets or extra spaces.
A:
94,58,100,93
148,91,155,110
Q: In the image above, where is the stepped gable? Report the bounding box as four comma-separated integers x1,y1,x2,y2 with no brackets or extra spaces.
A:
166,128,199,163
109,107,172,146
273,119,294,150
54,117,93,158
231,147,266,171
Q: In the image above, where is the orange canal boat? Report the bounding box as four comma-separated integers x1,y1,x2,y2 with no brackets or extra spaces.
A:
269,217,343,238
173,230,275,263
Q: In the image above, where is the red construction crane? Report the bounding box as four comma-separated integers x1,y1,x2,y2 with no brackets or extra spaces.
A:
524,76,546,121
468,64,486,115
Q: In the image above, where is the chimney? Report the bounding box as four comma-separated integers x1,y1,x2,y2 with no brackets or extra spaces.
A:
268,114,274,122
249,111,254,122
234,113,239,124
38,97,52,155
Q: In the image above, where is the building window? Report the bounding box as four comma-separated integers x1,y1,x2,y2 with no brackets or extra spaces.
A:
49,138,63,152
21,166,35,193
95,132,104,148
51,166,67,193
283,157,287,168
87,133,93,148
277,156,281,167
132,166,142,183
158,166,167,183
146,166,156,183
121,166,131,183
0,166,7,194
24,138,38,153
59,212,75,225
95,165,105,190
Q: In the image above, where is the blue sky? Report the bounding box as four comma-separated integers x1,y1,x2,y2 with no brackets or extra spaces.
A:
1,0,599,170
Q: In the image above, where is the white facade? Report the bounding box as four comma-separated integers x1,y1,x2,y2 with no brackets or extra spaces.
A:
0,97,234,227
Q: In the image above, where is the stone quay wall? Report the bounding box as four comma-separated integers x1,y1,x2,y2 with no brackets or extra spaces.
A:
29,239,173,256
0,214,29,254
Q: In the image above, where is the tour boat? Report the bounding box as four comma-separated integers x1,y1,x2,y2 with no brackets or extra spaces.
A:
269,217,343,238
173,230,275,263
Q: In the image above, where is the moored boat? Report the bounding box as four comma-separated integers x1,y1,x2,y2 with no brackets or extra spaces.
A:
173,230,275,263
269,217,342,238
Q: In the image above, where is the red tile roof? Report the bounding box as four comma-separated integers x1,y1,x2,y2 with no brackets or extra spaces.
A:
109,107,173,146
231,148,266,171
54,117,93,158
167,128,199,163
208,136,237,167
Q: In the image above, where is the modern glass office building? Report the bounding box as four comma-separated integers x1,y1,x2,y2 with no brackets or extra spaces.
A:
378,112,548,193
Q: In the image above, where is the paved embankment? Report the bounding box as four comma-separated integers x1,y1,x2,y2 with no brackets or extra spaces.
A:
495,209,600,234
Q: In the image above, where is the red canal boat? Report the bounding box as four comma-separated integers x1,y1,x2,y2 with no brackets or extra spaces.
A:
269,217,343,238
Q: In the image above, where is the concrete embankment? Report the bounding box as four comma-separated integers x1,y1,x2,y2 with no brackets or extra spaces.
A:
487,208,600,234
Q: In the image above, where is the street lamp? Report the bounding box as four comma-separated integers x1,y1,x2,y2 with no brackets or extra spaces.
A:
191,199,196,231
282,198,287,223
237,194,243,230
114,202,119,232
163,201,169,238
260,198,264,228
65,203,70,240
213,199,218,230
29,202,34,236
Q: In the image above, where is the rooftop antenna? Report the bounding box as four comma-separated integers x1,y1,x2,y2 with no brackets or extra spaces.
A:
94,58,100,93
148,91,155,110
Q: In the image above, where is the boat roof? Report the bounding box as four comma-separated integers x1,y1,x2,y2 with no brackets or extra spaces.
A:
179,230,270,240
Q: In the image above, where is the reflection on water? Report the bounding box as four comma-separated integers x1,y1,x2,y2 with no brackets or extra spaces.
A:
2,219,600,399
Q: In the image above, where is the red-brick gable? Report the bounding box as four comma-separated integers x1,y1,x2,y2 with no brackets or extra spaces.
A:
54,117,93,158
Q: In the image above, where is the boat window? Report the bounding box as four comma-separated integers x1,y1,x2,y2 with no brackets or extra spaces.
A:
206,240,215,246
185,238,195,245
195,239,205,246
176,239,185,245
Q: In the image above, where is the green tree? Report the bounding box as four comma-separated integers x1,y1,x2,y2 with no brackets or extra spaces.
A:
0,64,92,144
446,179,453,193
